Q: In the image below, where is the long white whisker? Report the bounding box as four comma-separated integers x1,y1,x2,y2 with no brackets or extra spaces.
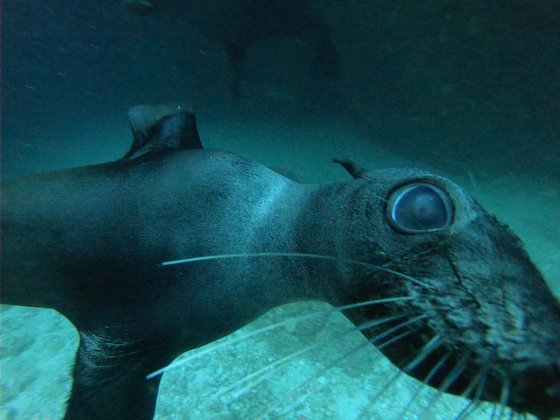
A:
437,352,471,391
472,363,490,403
454,382,482,420
146,295,414,379
368,313,429,344
454,355,495,420
458,359,491,420
377,329,416,350
463,364,489,399
420,352,471,420
459,401,482,420
494,376,510,420
516,410,527,420
275,331,419,417
490,402,499,419
218,342,321,401
261,316,427,418
403,335,443,373
401,350,453,417
507,407,515,420
160,252,433,289
216,312,418,400
360,334,444,414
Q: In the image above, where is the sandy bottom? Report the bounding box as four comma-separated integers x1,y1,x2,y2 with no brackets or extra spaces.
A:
1,98,559,420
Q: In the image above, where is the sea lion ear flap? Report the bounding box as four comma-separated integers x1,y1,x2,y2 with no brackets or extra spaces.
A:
333,159,369,179
123,103,203,160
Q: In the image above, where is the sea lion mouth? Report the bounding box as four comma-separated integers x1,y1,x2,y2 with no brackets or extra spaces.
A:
352,314,560,419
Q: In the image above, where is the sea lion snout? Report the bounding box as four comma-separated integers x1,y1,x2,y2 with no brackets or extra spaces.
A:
332,167,560,418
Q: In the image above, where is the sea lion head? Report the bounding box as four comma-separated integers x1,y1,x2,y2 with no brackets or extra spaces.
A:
332,161,560,418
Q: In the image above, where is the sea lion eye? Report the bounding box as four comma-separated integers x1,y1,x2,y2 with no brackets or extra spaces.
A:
387,183,453,233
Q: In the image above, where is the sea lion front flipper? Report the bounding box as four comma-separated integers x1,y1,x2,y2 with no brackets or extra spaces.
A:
64,328,173,420
123,103,202,160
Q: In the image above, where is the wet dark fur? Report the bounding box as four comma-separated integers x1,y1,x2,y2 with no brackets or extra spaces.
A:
1,107,559,419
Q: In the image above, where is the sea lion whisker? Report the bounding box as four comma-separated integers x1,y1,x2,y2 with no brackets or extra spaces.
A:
338,295,417,312
490,402,499,419
220,312,425,405
355,311,418,333
257,349,370,417
493,376,511,420
261,315,426,417
377,329,416,350
454,355,496,419
463,358,494,400
353,335,445,417
419,351,472,419
216,312,409,397
268,376,330,418
356,334,444,414
453,369,488,419
454,400,479,420
454,401,471,420
456,359,493,420
214,342,323,403
268,331,415,417
438,352,472,391
400,350,453,418
472,361,491,402
146,296,415,379
317,316,433,391
363,313,429,344
403,335,443,373
453,376,485,419
160,252,434,290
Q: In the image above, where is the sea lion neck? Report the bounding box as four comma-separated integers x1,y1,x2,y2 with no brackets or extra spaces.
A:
285,179,378,303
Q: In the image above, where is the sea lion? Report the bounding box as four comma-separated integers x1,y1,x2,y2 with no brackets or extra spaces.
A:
124,0,164,15
1,105,559,419
124,0,339,96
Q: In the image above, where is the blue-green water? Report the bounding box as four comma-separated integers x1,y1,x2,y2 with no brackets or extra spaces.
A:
1,1,559,419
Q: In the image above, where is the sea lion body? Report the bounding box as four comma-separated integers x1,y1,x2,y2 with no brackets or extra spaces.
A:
125,0,339,95
1,107,559,419
2,146,343,418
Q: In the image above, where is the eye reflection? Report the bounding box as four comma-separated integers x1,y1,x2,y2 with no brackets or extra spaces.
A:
387,183,453,234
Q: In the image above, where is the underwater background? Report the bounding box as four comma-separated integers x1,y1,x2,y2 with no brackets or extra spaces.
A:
1,0,559,419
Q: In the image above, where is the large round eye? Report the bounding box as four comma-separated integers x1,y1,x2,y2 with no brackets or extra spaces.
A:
386,183,453,234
